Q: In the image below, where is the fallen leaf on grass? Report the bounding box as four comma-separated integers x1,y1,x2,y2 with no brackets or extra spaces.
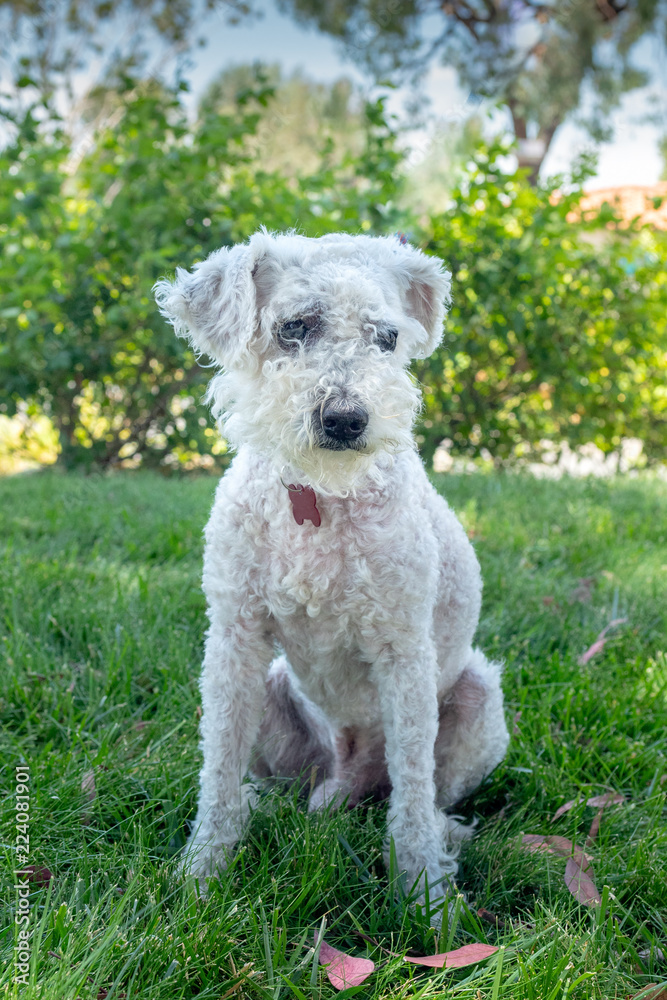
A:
552,790,625,822
586,807,604,845
578,618,628,665
404,942,499,969
522,834,590,863
17,864,53,886
352,932,498,978
588,791,626,808
477,907,506,929
521,835,601,905
564,856,601,906
628,985,667,1000
318,939,375,990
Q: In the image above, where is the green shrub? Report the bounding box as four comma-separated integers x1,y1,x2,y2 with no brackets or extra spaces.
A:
0,76,403,468
415,141,667,464
2,88,665,471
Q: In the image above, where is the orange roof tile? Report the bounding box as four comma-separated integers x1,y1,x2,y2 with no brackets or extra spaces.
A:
568,183,667,229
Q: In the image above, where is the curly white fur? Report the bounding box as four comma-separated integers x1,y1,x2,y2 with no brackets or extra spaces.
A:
154,230,509,912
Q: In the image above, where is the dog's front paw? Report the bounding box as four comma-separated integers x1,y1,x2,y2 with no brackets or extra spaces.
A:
178,835,232,890
413,867,460,926
387,817,463,923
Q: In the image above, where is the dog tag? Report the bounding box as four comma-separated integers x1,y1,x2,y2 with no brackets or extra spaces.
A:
288,484,321,528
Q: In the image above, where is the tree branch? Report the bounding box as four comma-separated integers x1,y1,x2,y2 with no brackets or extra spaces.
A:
440,0,499,39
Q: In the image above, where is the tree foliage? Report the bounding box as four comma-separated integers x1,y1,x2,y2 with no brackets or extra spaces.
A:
200,63,367,178
278,0,665,177
1,72,665,472
0,0,249,104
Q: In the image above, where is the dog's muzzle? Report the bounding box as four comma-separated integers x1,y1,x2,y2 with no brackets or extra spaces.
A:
313,398,369,450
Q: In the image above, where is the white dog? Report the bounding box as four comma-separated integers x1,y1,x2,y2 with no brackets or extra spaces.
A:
154,230,509,907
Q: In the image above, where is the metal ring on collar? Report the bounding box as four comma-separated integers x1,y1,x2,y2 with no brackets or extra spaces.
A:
279,467,302,492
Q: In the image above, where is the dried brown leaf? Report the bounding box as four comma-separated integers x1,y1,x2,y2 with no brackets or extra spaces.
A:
521,834,591,864
318,939,374,990
586,807,604,845
523,833,602,905
578,618,628,665
552,799,579,821
477,908,507,929
404,943,498,969
587,792,625,809
627,984,667,1000
564,856,601,905
17,864,53,886
552,790,625,822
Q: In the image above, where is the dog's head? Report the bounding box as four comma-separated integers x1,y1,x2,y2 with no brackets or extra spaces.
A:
154,230,450,495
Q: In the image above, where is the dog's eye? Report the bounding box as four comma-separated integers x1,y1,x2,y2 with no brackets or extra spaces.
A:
280,318,311,342
377,326,398,352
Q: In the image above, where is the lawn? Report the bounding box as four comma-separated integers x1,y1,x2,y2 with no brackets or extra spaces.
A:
1,468,666,1000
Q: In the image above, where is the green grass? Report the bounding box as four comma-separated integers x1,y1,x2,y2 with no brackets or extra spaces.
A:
1,468,666,1000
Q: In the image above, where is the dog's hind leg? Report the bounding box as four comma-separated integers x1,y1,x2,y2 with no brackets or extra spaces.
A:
308,649,508,818
434,648,509,810
251,656,336,793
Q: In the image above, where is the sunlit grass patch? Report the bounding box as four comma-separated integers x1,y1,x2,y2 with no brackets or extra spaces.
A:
1,469,665,999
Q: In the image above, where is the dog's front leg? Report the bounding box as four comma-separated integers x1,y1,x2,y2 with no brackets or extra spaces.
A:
373,644,458,903
182,616,273,883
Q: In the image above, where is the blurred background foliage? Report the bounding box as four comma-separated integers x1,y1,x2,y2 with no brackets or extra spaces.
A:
0,72,403,470
0,6,666,473
416,144,667,464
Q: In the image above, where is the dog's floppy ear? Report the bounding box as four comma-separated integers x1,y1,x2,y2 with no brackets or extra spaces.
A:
390,239,451,359
154,237,269,368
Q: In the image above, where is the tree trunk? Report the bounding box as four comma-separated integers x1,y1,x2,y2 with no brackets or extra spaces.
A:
508,102,558,184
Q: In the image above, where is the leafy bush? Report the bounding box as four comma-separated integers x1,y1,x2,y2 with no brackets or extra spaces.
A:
415,141,667,464
1,86,665,471
0,76,403,468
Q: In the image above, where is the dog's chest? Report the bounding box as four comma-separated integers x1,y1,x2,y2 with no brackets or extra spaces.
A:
262,506,375,624
209,453,440,651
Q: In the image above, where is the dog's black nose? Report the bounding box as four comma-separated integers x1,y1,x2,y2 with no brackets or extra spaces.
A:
321,399,368,442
